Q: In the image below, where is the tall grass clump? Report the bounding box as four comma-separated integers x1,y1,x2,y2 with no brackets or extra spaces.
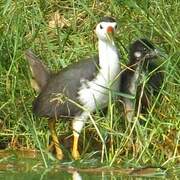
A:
0,0,179,168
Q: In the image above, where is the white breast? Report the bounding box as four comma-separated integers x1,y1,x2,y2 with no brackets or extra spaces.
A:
78,41,120,112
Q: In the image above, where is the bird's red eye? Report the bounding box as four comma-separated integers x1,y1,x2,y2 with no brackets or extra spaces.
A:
100,24,103,29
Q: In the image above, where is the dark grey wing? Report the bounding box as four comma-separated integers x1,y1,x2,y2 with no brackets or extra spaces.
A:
120,69,134,95
137,61,164,112
33,56,99,118
147,61,164,92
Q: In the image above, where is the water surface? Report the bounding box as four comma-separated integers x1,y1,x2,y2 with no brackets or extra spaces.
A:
0,149,175,179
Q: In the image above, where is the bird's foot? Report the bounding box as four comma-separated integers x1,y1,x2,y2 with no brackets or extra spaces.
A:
72,149,80,160
47,141,64,160
55,148,64,160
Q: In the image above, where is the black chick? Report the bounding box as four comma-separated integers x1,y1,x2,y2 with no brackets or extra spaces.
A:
120,39,164,122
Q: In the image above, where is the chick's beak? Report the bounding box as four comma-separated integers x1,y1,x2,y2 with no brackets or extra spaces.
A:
147,49,159,59
106,26,114,42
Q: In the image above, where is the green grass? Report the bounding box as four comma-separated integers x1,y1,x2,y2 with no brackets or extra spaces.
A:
0,0,180,169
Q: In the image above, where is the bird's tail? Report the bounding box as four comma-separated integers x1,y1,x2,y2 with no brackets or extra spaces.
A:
25,50,50,92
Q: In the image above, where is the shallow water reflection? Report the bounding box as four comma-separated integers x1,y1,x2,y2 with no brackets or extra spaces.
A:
0,149,174,179
0,166,169,180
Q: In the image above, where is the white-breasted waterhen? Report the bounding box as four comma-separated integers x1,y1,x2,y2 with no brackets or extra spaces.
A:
25,17,120,160
120,39,164,122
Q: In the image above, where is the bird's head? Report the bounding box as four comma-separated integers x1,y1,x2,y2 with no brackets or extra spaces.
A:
129,39,158,63
95,16,117,43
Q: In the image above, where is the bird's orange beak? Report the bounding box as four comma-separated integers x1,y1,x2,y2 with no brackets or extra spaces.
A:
106,26,114,42
107,26,114,33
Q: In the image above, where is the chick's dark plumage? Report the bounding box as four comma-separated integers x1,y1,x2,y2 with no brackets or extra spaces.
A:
129,39,156,64
120,39,164,120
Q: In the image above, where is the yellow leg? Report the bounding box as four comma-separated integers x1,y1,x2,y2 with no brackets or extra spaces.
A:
48,119,63,160
72,131,80,160
47,140,54,151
